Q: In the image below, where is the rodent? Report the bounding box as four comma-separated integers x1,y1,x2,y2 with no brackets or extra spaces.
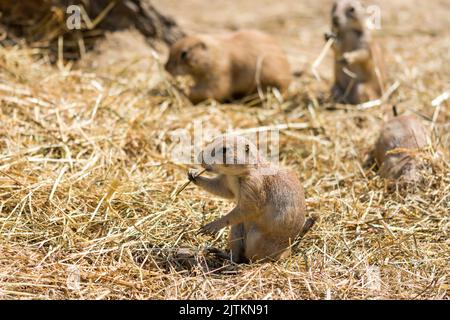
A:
374,114,429,183
189,135,316,263
326,0,384,104
165,29,292,104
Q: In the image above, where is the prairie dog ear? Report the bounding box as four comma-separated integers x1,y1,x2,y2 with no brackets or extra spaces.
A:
181,41,207,63
349,0,364,15
191,41,207,52
331,2,337,13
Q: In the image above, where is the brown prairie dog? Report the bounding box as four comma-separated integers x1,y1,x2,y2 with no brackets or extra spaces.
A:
189,135,315,263
327,0,384,104
374,114,429,183
165,30,292,104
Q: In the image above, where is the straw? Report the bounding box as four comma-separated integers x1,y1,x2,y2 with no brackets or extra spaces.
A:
0,1,448,300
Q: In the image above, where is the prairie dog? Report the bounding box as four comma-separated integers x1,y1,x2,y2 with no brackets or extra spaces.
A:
165,30,292,104
327,0,383,104
374,114,429,182
189,136,314,263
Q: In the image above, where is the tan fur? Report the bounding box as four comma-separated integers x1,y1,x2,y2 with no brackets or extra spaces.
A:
189,136,309,263
374,115,429,182
165,30,292,104
327,0,384,104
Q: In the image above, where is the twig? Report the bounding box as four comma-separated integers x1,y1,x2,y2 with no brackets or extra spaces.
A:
312,38,335,81
172,169,206,199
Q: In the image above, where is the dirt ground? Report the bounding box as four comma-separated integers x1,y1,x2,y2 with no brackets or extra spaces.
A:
0,0,448,299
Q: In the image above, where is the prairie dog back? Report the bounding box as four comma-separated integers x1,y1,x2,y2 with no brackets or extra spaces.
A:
165,30,292,104
374,115,429,182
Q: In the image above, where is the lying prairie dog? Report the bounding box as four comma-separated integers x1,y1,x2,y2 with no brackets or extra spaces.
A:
326,0,384,104
189,135,316,263
165,30,292,104
374,114,429,183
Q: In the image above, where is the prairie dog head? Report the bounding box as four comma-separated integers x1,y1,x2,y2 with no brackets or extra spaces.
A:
331,0,366,34
376,115,430,183
198,136,266,176
165,36,211,77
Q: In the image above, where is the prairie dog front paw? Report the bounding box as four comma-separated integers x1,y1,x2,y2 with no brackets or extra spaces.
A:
188,169,201,183
198,220,225,236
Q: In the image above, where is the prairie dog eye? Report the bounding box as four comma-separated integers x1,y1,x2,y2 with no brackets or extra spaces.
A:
346,6,355,16
180,50,188,61
245,144,250,153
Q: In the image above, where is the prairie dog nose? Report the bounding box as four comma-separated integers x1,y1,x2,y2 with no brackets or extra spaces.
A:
332,15,340,27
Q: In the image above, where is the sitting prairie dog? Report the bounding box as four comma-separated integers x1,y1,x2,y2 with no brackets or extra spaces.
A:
189,135,316,263
326,0,384,104
165,30,292,104
374,114,429,183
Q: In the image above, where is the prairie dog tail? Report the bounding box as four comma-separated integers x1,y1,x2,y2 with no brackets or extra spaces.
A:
299,213,319,238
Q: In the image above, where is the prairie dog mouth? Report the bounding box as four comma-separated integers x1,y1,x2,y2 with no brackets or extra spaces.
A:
202,164,213,172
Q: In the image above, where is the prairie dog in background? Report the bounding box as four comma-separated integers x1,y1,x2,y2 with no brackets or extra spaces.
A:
374,114,429,183
189,135,316,263
326,0,384,104
165,30,292,104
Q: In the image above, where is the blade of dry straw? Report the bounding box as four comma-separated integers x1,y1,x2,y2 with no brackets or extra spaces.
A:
431,91,448,131
0,170,25,186
227,122,310,136
91,1,118,29
357,80,400,110
312,38,335,81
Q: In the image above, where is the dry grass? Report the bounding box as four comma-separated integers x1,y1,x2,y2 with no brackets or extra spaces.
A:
0,0,449,299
